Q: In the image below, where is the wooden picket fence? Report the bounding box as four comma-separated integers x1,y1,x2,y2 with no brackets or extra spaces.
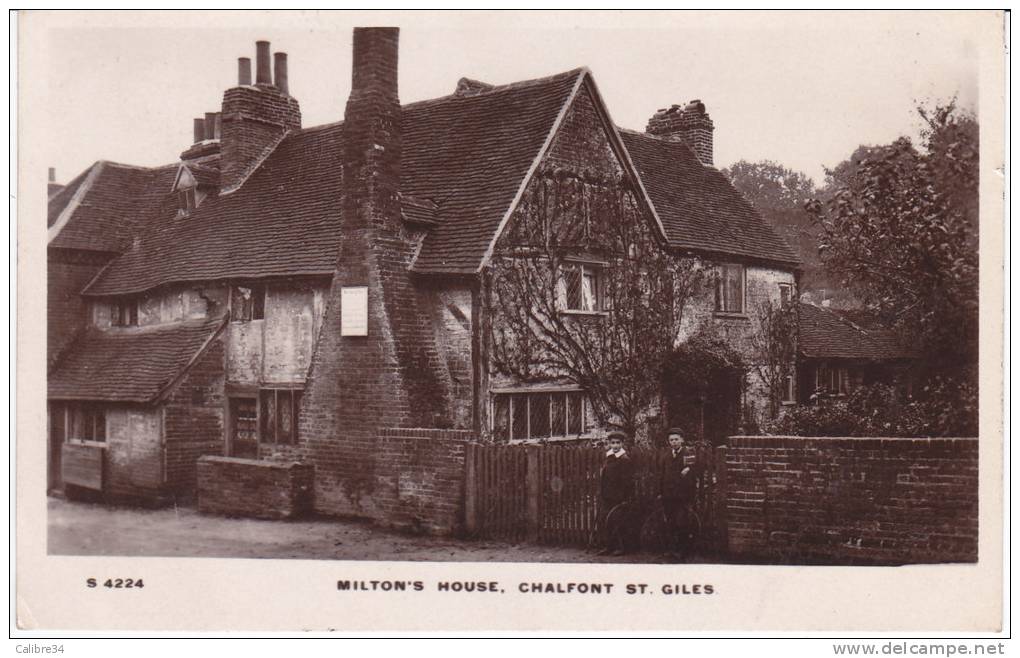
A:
464,443,726,549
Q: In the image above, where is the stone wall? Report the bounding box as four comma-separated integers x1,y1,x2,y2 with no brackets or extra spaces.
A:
373,428,472,534
196,456,313,519
724,435,979,565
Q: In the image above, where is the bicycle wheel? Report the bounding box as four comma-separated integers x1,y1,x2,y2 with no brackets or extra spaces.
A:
640,508,670,553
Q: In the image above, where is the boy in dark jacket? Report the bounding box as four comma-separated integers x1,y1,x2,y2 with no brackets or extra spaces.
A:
597,431,635,556
659,428,702,556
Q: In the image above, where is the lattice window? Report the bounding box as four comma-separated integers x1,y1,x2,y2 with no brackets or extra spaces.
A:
491,390,588,442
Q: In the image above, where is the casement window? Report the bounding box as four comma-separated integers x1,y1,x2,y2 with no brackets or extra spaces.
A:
259,388,302,445
778,283,793,306
815,365,850,396
561,262,604,312
491,390,587,442
66,403,106,443
782,374,795,404
111,299,138,327
715,264,745,314
178,187,196,217
230,285,266,322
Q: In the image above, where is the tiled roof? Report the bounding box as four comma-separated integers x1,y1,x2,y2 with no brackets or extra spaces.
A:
84,122,347,296
48,316,226,402
47,167,91,229
619,129,800,266
798,303,915,360
405,69,584,273
57,67,798,295
49,162,178,253
186,162,221,188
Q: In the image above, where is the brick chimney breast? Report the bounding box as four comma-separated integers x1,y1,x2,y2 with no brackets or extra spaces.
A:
219,41,302,191
646,99,715,166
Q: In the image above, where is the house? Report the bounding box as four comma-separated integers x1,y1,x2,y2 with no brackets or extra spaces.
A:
47,28,799,517
797,302,917,402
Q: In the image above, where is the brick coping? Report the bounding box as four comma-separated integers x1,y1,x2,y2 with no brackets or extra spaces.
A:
198,455,305,469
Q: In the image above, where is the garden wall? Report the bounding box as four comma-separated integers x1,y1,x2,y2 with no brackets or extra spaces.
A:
724,436,978,565
197,456,313,520
373,428,473,535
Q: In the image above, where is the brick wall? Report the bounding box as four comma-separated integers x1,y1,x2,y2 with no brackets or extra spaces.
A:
373,428,472,534
197,456,313,519
47,248,111,369
163,334,227,497
220,85,301,190
724,436,979,565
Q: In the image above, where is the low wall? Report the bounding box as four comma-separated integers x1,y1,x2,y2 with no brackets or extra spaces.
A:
373,428,473,535
724,436,978,565
197,456,313,520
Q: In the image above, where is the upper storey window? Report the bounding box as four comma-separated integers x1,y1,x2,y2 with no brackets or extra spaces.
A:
715,264,745,314
560,261,606,313
111,299,138,327
231,285,266,322
178,187,196,217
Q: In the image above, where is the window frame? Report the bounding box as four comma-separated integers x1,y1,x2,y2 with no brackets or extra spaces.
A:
111,299,139,327
178,187,197,217
714,263,746,315
778,282,793,306
490,388,588,443
559,259,607,315
258,388,303,446
230,284,266,322
64,402,107,445
781,373,795,405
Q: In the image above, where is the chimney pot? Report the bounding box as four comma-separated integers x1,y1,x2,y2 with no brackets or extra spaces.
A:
213,112,222,139
255,40,272,85
238,57,252,85
48,167,55,183
193,118,206,143
204,112,217,140
273,52,289,95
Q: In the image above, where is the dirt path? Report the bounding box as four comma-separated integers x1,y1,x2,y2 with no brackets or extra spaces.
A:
47,498,699,563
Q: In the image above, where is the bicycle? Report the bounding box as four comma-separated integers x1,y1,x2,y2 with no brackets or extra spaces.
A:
639,495,702,559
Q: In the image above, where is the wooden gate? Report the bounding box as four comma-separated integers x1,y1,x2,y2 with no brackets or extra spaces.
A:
465,443,726,550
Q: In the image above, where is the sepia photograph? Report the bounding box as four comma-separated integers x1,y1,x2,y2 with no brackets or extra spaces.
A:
15,9,1006,633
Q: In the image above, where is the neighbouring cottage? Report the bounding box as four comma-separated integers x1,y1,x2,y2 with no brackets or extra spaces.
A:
47,28,799,516
796,302,917,402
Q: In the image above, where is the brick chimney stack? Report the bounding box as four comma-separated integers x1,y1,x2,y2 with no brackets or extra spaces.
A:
341,27,401,232
219,40,301,191
300,27,453,516
647,100,715,166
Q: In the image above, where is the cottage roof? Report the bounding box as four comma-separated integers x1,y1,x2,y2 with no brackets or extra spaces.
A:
47,316,226,402
52,67,798,295
798,303,915,361
48,161,177,254
619,129,800,266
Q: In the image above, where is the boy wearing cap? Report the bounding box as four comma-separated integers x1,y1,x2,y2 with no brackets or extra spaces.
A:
659,428,701,556
597,431,635,556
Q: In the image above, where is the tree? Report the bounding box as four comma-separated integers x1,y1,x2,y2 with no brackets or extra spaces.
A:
806,101,979,381
489,165,708,441
723,160,818,212
721,160,835,295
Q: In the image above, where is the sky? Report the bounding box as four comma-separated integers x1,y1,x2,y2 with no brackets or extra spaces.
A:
33,10,986,187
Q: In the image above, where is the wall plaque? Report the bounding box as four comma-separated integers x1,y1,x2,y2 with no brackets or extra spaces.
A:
340,286,369,336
